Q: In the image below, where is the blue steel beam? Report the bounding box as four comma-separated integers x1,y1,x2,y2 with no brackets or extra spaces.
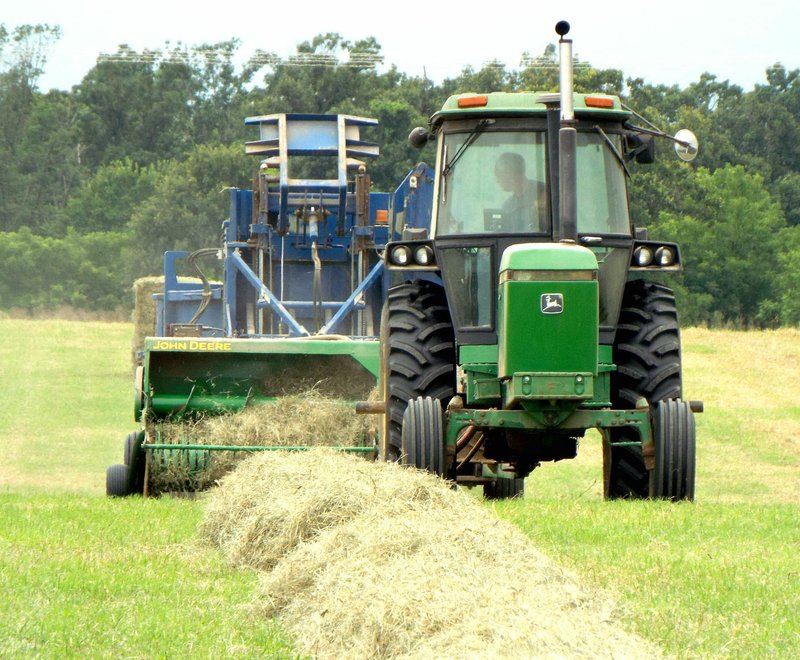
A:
319,260,384,335
228,250,310,337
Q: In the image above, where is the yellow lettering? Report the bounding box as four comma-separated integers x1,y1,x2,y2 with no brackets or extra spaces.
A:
152,339,232,351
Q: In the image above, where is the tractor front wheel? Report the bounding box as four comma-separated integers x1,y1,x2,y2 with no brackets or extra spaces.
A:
483,477,525,500
650,399,696,500
401,396,448,477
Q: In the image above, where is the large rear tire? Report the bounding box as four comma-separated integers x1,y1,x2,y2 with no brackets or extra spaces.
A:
401,396,448,476
606,279,683,499
379,280,456,462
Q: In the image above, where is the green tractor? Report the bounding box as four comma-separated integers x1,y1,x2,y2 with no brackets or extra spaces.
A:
374,21,702,500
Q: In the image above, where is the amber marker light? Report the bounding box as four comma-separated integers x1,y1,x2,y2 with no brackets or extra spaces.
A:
457,95,488,108
585,96,614,108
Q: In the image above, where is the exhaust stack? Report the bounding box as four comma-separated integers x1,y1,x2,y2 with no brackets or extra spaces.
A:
556,21,578,242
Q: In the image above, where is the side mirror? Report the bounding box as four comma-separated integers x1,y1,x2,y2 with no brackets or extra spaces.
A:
674,129,699,162
408,126,431,149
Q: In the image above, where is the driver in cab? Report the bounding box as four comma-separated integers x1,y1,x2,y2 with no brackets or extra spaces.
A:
493,152,545,232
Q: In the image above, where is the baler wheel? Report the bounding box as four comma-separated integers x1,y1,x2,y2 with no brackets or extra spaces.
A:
379,281,455,462
483,477,525,500
651,399,696,501
401,396,448,477
122,431,146,495
123,431,138,466
606,279,682,499
106,464,131,497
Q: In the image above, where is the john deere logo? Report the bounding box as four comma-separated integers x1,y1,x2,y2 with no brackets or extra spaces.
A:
541,293,564,314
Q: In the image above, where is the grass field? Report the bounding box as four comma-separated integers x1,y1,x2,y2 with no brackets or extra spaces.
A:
1,319,798,657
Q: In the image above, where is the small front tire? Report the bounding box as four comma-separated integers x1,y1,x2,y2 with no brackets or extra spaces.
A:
483,477,525,500
401,396,448,477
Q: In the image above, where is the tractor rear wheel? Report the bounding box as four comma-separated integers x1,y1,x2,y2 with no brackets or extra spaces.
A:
651,399,696,500
106,464,131,497
401,396,448,476
483,477,525,500
606,279,683,499
379,281,456,462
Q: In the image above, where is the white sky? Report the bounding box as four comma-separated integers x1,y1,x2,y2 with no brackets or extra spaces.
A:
4,1,798,93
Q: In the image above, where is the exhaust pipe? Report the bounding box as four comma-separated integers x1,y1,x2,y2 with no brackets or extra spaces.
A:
556,21,578,243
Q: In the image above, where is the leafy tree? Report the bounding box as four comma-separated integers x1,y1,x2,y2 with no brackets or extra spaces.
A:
0,23,63,231
0,227,129,310
64,158,158,233
652,165,786,325
76,51,196,167
127,143,252,277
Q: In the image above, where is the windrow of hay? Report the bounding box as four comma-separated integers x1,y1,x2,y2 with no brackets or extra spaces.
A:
200,450,664,659
148,390,375,493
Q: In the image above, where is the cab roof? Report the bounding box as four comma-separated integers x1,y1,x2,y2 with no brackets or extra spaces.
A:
430,92,630,126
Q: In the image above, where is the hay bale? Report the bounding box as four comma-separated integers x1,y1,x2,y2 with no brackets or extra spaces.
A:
131,276,163,366
200,450,664,659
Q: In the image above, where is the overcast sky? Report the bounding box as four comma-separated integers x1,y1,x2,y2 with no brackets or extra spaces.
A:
4,1,798,93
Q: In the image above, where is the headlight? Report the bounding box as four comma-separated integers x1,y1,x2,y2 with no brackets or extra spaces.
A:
655,246,675,266
389,245,412,266
633,245,653,267
414,245,434,266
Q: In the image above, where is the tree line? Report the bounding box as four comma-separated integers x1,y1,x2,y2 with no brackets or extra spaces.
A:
1,25,798,326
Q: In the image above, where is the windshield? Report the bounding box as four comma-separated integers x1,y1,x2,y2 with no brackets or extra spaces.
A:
436,129,547,236
435,125,630,237
576,131,630,235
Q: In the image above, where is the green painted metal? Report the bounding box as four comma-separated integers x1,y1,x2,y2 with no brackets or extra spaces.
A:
498,244,598,380
144,336,380,418
459,343,499,365
445,407,652,447
499,242,599,272
506,371,594,401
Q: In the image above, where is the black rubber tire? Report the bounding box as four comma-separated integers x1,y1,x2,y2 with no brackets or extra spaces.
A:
124,431,138,466
651,399,696,501
606,279,683,499
379,280,456,462
483,477,525,500
401,396,448,476
106,463,131,497
123,431,146,495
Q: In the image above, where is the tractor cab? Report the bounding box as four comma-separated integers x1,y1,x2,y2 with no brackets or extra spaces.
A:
401,92,642,346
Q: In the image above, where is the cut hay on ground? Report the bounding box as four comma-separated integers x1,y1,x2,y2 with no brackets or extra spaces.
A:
200,450,663,659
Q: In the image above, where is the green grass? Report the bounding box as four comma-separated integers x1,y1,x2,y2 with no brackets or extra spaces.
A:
1,320,799,657
0,493,294,658
491,446,800,657
0,319,133,494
